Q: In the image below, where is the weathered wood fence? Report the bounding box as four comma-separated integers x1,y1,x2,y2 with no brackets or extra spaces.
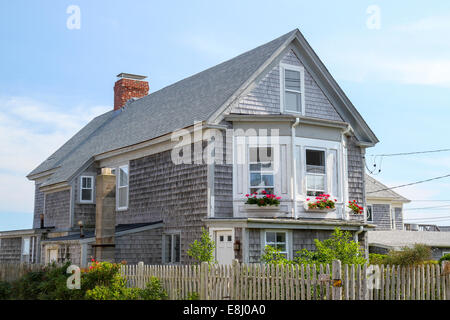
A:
0,263,43,283
121,260,450,300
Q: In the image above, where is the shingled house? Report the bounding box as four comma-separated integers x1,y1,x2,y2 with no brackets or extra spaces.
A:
0,29,379,266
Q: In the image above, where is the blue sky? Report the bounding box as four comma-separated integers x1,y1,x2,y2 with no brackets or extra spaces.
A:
1,0,450,230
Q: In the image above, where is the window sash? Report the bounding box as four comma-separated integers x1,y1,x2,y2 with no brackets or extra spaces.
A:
249,147,274,194
117,166,129,209
80,176,93,202
164,234,180,264
22,238,30,255
305,149,326,196
265,231,287,254
367,205,373,222
283,67,303,113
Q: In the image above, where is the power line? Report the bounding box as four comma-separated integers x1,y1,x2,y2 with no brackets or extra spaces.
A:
409,200,450,202
404,215,450,220
366,173,450,194
368,148,450,157
403,204,450,211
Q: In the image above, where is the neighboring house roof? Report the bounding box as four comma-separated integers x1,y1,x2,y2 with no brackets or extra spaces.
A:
368,230,450,249
28,29,379,188
439,226,450,232
42,222,163,242
365,174,410,203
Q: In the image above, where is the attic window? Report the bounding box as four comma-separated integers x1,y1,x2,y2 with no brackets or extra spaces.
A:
80,176,94,203
281,63,304,114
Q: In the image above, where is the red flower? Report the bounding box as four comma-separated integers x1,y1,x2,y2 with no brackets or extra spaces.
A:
306,198,310,201
276,197,281,200
262,190,267,194
245,194,249,197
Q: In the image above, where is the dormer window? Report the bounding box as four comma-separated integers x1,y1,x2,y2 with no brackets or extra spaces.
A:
280,63,304,114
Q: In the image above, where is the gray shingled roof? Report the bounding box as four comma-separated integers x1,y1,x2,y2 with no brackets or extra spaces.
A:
42,222,162,241
29,30,296,187
368,230,450,249
365,174,410,203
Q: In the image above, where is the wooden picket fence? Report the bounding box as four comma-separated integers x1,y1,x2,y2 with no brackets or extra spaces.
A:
121,260,450,300
0,263,44,283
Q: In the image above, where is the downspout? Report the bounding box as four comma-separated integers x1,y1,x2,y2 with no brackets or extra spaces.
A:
354,226,364,242
291,117,300,219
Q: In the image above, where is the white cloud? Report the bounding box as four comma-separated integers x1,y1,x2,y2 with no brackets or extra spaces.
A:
0,96,110,214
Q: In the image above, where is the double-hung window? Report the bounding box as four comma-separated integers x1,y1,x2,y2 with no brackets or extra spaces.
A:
306,149,326,196
282,64,304,113
117,165,129,210
80,176,94,203
22,238,30,255
366,205,373,222
265,231,287,257
163,234,180,264
249,147,274,194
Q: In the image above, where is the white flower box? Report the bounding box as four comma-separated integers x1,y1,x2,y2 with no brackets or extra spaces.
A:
244,204,280,211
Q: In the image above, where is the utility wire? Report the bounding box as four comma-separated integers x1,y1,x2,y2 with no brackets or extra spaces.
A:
404,215,450,221
368,148,450,157
366,173,450,194
403,204,450,211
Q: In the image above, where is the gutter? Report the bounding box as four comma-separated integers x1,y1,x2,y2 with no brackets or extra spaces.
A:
291,117,300,218
354,225,364,242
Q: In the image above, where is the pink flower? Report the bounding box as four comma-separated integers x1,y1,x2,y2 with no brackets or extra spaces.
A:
276,197,281,200
306,198,310,201
245,194,249,197
262,190,267,194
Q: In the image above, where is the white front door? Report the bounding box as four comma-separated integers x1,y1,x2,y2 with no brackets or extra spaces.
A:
48,249,58,263
215,230,233,265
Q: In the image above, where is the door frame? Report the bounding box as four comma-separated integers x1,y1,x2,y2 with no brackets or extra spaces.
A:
209,228,235,263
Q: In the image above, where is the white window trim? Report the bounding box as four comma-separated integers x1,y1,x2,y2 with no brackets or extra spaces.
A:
79,176,94,203
22,237,30,255
390,205,396,230
280,63,305,115
116,164,129,211
305,147,327,196
162,233,181,264
262,230,292,259
248,145,275,195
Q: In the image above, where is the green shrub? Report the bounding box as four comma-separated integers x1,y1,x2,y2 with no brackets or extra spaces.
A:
0,281,11,300
140,276,168,300
261,228,366,265
423,260,438,265
384,244,431,266
187,228,216,264
369,253,387,265
439,253,450,264
186,292,199,300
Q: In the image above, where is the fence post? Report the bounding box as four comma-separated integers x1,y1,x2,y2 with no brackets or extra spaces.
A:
137,261,144,289
444,261,450,300
231,259,239,300
332,260,342,300
200,262,209,300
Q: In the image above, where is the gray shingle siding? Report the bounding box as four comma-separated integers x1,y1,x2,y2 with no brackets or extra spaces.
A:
347,135,365,205
395,207,403,230
73,164,98,228
248,229,261,263
33,183,45,229
115,227,163,264
292,230,334,254
230,48,342,122
372,204,391,230
44,189,71,229
118,147,208,264
0,237,22,263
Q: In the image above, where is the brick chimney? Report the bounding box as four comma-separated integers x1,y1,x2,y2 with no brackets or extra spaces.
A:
113,73,149,111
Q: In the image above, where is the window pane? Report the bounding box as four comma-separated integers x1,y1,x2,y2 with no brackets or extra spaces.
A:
22,239,30,255
81,189,92,201
276,243,286,252
119,167,128,187
261,174,274,187
174,235,180,263
82,177,87,188
285,69,301,91
118,187,128,208
85,177,92,189
306,150,325,169
250,147,272,163
276,232,286,243
266,232,275,243
249,163,261,171
285,91,301,112
307,174,325,192
164,235,172,263
250,173,262,187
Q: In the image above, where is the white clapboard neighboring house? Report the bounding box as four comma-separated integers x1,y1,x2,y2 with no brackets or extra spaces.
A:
0,29,380,266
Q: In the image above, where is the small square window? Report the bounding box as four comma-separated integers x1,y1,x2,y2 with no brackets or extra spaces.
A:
227,235,232,242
